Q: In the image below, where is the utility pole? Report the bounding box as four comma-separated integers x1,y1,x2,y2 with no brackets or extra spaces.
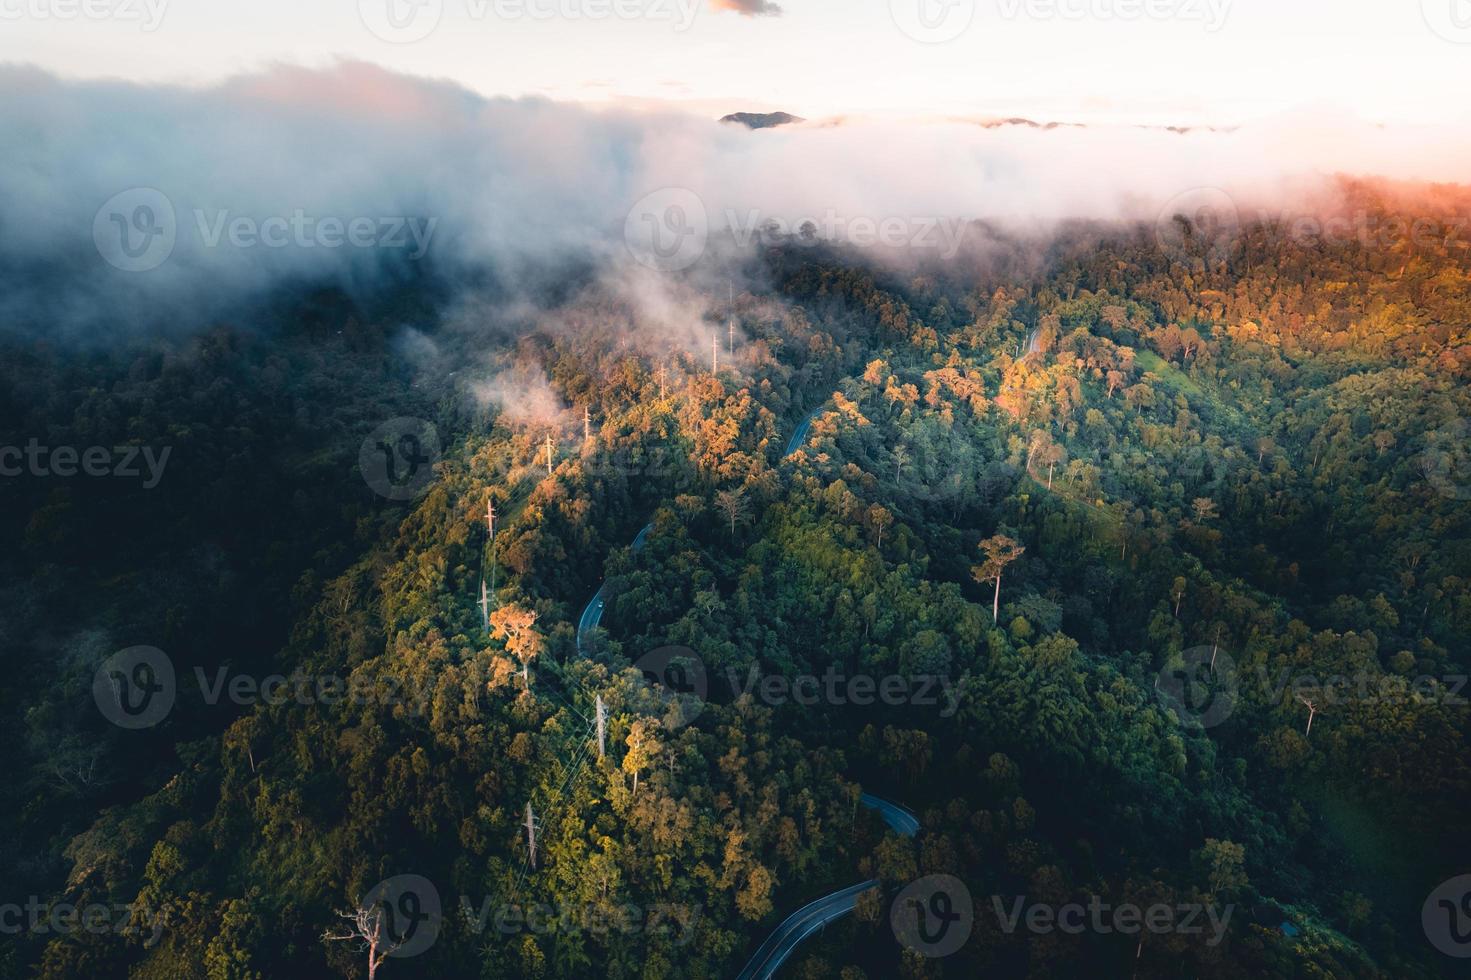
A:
479,579,491,629
595,695,607,761
545,434,554,475
486,496,497,610
728,281,735,356
712,331,719,375
524,803,539,869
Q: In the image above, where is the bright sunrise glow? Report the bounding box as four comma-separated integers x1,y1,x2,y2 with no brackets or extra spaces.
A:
5,0,1471,125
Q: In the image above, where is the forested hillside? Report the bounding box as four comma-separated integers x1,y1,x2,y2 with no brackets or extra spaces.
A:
4,181,1469,978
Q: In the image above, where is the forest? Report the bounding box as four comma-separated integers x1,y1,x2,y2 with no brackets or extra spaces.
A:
2,177,1469,979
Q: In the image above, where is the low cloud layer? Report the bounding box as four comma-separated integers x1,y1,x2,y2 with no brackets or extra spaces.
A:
2,61,1468,339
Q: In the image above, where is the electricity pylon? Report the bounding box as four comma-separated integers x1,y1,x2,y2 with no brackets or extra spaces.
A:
524,803,540,868
595,695,607,761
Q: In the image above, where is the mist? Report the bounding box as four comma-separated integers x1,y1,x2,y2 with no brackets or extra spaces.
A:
3,60,1469,342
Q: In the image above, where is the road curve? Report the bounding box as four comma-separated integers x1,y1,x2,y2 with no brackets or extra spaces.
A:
735,793,919,980
573,418,918,979
576,523,653,655
734,879,879,980
783,408,822,458
859,792,920,837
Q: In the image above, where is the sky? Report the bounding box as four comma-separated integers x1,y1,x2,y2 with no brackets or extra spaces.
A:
3,0,1471,125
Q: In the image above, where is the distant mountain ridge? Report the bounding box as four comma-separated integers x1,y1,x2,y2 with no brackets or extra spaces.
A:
974,115,1238,134
720,111,804,129
719,110,1234,135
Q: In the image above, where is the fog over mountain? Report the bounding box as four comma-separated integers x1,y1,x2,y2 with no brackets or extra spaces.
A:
6,15,1471,977
3,61,1469,339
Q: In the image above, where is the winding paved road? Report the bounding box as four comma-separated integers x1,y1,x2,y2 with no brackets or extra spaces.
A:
735,408,922,979
576,523,653,655
734,879,879,980
783,407,821,458
859,793,920,837
736,794,919,979
570,412,918,980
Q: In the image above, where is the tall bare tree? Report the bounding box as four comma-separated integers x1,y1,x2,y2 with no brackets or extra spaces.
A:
1039,443,1066,490
714,486,750,536
1297,693,1320,737
972,535,1026,624
324,902,402,980
867,504,894,550
623,718,661,797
